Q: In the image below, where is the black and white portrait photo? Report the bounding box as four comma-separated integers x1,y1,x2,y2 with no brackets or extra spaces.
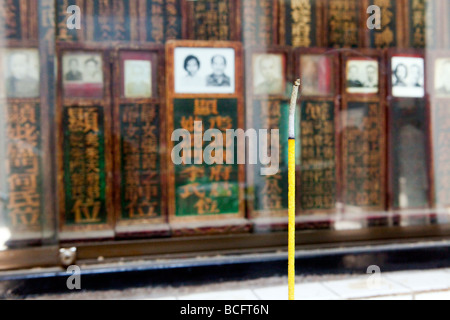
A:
392,56,425,98
65,57,83,81
125,59,152,98
346,59,379,94
435,58,450,97
62,53,104,98
252,54,285,96
174,47,235,94
3,49,40,99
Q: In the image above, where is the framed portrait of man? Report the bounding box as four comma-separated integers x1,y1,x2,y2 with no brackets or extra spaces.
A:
174,47,236,94
252,53,286,96
3,49,40,99
62,52,104,98
434,58,450,97
346,58,379,94
119,51,158,99
391,56,425,98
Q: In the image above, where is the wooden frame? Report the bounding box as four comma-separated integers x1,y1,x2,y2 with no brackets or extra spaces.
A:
165,40,247,235
56,43,114,241
0,41,53,244
55,0,86,43
245,46,293,229
112,44,170,238
340,49,387,222
295,48,341,220
386,49,433,226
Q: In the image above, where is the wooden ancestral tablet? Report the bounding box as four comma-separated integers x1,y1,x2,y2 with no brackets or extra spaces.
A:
57,0,182,44
56,0,85,42
56,44,114,241
295,48,340,230
165,40,248,236
113,45,169,238
279,0,324,48
386,49,432,225
245,47,292,232
0,0,29,41
0,0,56,245
242,0,278,47
340,50,387,226
362,0,405,48
0,42,51,244
182,0,241,41
323,0,363,48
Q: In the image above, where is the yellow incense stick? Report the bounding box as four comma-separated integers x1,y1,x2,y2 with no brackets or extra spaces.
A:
289,79,301,301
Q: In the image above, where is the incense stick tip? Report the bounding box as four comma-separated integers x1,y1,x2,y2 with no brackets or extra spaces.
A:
294,79,301,87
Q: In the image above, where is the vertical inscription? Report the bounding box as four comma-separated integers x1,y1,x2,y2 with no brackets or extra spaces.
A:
141,0,181,43
63,107,107,225
120,104,161,220
327,0,359,47
4,103,42,230
282,0,316,47
112,0,131,41
409,0,435,48
368,0,396,48
290,0,312,47
56,0,82,41
173,99,240,217
253,100,289,215
93,0,113,41
300,101,336,212
0,0,23,39
242,0,275,46
190,0,232,40
344,102,383,208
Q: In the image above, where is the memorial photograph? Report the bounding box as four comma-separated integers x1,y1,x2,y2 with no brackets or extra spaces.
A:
346,59,379,94
3,49,40,99
252,53,285,96
62,52,104,98
392,56,425,98
174,47,235,94
124,59,152,99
